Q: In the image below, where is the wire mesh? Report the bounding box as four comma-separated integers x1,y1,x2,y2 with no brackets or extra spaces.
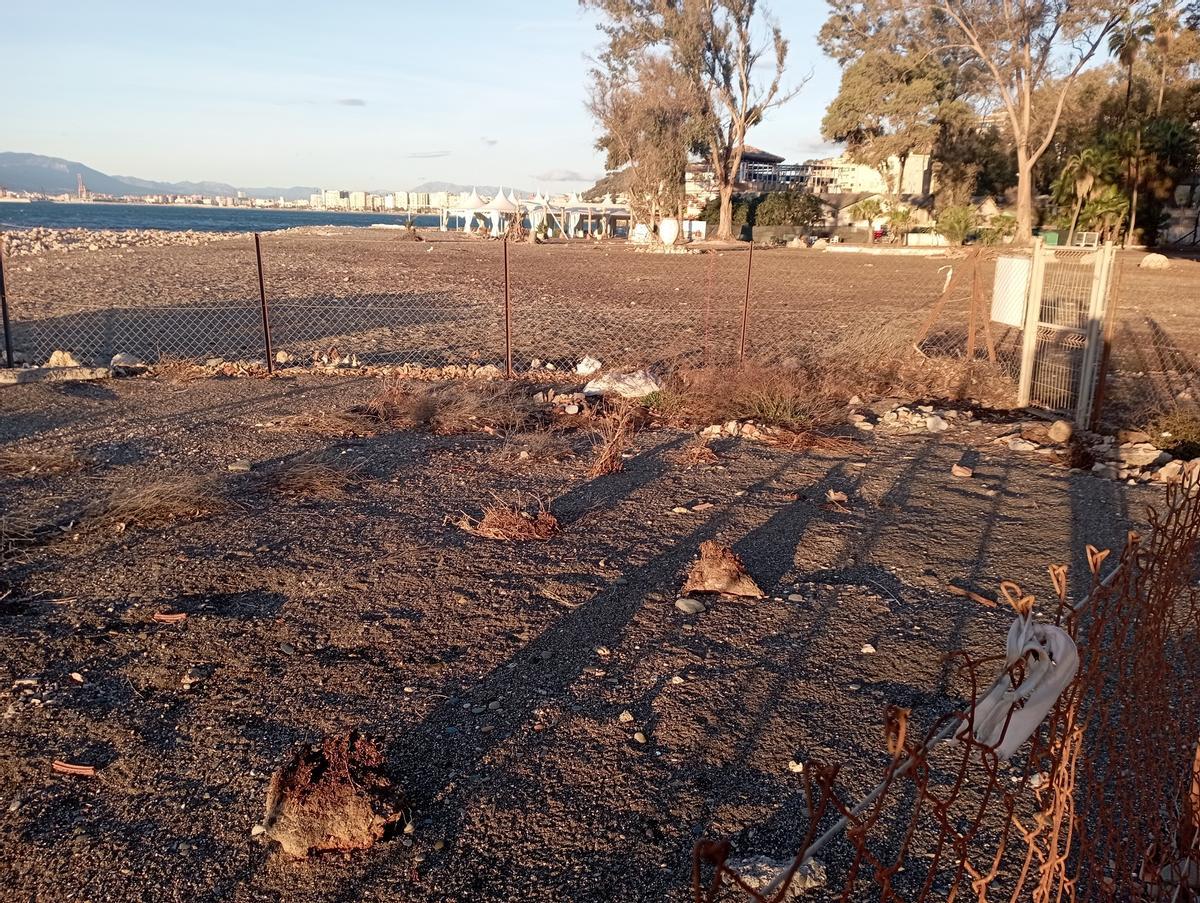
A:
696,474,1200,902
4,233,261,365
4,232,1195,435
1104,255,1200,425
258,230,506,368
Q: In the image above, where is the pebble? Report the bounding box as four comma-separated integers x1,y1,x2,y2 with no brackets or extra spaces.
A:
227,459,252,473
618,710,634,723
951,463,973,478
861,643,876,654
675,598,706,615
786,593,805,602
633,731,647,744
251,825,266,836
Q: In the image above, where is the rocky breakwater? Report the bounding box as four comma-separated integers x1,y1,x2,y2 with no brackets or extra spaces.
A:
3,227,246,257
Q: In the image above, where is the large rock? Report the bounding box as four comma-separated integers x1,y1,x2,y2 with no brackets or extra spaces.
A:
1138,252,1170,270
110,352,146,374
575,355,603,377
583,369,663,399
47,349,81,368
1113,442,1170,469
1047,419,1073,444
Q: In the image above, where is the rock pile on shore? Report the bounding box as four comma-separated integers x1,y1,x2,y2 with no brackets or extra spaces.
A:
4,227,244,257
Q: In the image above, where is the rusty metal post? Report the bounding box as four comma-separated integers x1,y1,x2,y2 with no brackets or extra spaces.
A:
738,240,754,361
503,237,513,378
254,232,274,374
0,234,13,368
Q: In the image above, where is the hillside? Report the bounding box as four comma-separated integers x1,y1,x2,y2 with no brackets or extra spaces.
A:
0,152,317,201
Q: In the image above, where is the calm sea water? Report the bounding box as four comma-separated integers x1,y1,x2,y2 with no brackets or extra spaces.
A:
0,201,451,233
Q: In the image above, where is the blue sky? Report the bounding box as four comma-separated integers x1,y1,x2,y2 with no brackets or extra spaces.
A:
8,1,842,191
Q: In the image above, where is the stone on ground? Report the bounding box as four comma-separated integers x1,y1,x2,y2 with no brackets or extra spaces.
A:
574,355,603,376
47,349,82,368
1138,252,1170,270
583,369,663,399
1048,419,1073,444
726,854,827,898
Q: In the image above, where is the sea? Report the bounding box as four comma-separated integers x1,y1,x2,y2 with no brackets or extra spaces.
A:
0,201,452,234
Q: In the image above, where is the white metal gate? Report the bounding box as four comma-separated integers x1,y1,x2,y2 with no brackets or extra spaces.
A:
1016,240,1117,427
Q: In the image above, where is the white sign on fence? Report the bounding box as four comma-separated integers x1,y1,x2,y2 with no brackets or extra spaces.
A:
991,256,1031,328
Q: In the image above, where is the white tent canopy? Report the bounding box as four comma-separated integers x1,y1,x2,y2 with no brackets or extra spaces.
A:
456,187,487,233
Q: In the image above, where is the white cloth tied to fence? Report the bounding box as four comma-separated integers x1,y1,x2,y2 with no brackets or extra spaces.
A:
965,613,1079,760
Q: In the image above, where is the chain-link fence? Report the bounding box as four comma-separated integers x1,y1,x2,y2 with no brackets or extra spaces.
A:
1,229,1197,427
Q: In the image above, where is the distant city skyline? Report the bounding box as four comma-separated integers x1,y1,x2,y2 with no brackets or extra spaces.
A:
9,1,843,191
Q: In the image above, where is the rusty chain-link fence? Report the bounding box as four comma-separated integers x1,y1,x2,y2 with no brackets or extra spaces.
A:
0,230,1197,428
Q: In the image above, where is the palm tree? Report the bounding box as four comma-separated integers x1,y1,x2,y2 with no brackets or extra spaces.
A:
1057,148,1117,244
849,198,885,241
1108,13,1154,122
1080,185,1131,243
1149,1,1181,115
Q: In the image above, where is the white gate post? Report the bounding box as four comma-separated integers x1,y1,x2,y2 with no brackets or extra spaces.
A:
1017,238,1046,408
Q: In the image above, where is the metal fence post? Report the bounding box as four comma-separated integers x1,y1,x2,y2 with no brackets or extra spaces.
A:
738,240,754,361
0,233,13,368
254,233,274,374
503,237,513,378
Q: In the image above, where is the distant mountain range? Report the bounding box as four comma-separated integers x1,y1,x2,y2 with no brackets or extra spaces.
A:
0,154,529,201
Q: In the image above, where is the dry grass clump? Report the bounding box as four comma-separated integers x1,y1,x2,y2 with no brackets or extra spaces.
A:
0,446,87,477
262,454,365,499
649,363,845,433
675,436,721,467
1,514,40,562
495,428,574,464
1150,411,1200,460
587,404,636,478
90,475,225,527
454,495,559,541
359,380,535,434
263,410,379,438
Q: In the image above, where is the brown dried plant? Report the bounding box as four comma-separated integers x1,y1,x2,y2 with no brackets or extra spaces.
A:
0,446,88,477
587,404,635,477
454,495,559,541
90,475,225,526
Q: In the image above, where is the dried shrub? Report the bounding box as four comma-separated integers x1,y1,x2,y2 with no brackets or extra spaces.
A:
675,436,721,468
656,363,845,433
0,446,87,477
1150,411,1200,460
90,475,224,527
262,731,404,859
495,428,574,464
454,495,559,541
360,380,534,434
263,454,364,499
587,404,635,478
1,514,39,562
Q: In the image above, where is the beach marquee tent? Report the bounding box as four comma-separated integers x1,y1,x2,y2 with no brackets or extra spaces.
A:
456,188,486,233
482,187,519,236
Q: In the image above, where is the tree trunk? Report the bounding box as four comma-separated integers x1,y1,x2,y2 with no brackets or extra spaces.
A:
716,183,736,241
1157,59,1167,115
1127,180,1140,248
1015,154,1036,243
1068,196,1084,245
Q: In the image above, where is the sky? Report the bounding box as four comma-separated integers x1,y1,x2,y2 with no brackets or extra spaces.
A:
7,1,843,192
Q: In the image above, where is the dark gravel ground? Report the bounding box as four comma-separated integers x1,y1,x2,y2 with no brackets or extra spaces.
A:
0,372,1153,901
